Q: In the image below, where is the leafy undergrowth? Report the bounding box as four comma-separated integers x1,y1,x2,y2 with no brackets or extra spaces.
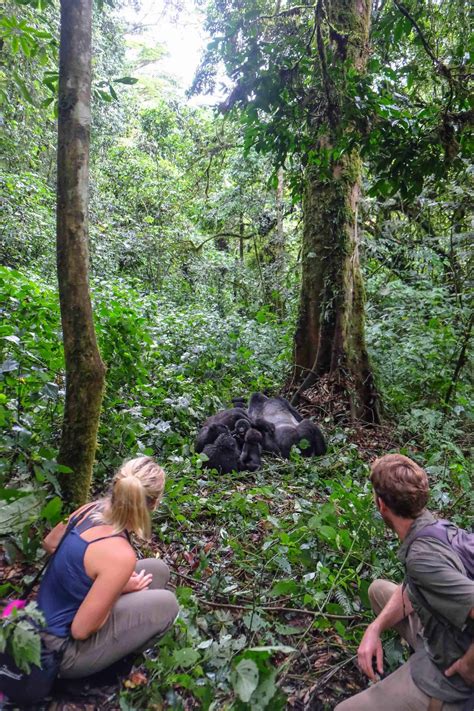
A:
132,448,387,711
46,416,470,711
1,267,471,710
48,443,400,711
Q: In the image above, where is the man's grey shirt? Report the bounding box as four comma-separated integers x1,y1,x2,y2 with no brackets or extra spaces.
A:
397,510,474,702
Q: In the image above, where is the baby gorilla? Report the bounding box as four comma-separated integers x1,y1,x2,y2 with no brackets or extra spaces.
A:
253,418,279,455
232,418,251,449
195,423,229,454
238,427,263,472
202,432,240,474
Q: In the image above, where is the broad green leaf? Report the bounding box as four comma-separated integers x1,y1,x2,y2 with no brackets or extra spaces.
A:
0,494,42,535
12,623,41,673
232,658,259,702
172,647,200,668
113,76,138,85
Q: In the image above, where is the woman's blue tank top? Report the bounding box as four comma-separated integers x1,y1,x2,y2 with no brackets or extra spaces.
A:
37,507,127,637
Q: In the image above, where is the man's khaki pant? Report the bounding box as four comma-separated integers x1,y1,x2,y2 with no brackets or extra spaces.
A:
45,558,179,679
334,579,464,711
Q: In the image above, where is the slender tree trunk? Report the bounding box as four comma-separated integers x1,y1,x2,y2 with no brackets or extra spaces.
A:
56,0,106,505
239,208,244,262
293,0,380,423
268,167,286,316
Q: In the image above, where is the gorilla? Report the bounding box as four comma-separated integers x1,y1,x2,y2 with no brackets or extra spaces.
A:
231,396,248,410
249,393,302,425
253,418,280,455
202,432,240,474
238,428,263,472
195,423,230,454
195,408,251,453
248,393,326,458
233,418,251,449
203,407,250,430
296,419,327,457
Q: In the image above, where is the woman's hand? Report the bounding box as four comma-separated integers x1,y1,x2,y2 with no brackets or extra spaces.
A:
122,569,153,594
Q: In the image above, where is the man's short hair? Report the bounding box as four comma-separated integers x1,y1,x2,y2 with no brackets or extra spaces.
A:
370,454,429,518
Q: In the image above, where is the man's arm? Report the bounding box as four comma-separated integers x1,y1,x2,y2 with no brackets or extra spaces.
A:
444,607,474,687
358,584,413,680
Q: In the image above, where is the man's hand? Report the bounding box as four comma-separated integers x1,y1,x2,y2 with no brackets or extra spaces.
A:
358,623,384,681
445,647,474,687
122,569,153,594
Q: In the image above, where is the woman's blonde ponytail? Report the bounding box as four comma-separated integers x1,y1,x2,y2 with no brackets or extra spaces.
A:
102,456,165,539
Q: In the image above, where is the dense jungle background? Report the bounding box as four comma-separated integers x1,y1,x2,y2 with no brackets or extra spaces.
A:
0,0,472,708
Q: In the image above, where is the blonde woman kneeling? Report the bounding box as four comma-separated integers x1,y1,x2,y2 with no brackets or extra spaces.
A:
37,457,179,678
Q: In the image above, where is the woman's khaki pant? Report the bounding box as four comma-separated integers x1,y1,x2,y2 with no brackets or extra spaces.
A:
45,558,179,679
334,579,463,711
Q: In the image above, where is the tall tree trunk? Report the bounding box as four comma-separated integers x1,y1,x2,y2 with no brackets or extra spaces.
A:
56,0,106,505
293,0,380,423
239,207,244,262
267,167,286,316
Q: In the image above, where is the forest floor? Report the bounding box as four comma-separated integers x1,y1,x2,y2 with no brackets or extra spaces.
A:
3,387,400,710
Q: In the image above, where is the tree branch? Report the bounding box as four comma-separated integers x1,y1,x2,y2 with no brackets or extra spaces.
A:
258,4,316,20
392,0,452,81
443,313,473,413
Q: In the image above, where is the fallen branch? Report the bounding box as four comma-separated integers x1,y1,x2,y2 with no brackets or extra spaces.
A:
196,597,357,619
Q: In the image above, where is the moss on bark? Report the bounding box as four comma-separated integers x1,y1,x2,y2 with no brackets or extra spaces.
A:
293,0,379,423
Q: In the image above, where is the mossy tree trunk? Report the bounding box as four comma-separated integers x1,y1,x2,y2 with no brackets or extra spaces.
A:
56,0,106,505
293,0,380,423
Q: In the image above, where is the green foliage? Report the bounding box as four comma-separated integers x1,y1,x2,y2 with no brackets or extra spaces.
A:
194,0,472,200
0,170,56,273
1,0,472,706
0,602,45,674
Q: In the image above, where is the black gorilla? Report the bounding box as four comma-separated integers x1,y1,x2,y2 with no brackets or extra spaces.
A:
253,418,279,455
248,393,326,458
238,428,263,472
231,396,248,410
195,408,251,453
233,418,251,448
195,423,229,454
296,419,327,457
202,432,240,474
203,407,250,430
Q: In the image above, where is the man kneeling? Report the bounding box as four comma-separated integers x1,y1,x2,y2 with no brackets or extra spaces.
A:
336,454,473,711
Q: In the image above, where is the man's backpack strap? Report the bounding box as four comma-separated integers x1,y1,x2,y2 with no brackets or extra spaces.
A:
404,519,474,648
409,520,474,579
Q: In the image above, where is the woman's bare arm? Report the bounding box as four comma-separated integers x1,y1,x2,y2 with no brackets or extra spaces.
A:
42,521,67,554
42,502,95,554
70,538,136,640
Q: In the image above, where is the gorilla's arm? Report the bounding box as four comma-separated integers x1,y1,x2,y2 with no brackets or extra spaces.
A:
238,428,263,472
202,433,240,474
195,423,229,453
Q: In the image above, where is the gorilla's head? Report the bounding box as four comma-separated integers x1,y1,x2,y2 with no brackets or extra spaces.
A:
254,418,275,436
244,428,263,445
234,418,250,436
214,433,239,452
